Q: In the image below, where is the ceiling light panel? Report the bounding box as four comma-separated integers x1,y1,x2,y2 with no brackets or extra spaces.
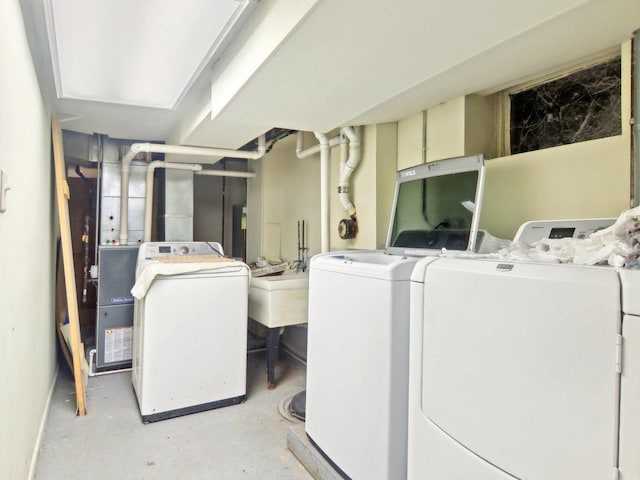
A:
46,0,249,109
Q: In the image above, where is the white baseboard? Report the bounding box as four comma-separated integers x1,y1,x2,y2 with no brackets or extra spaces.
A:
27,366,58,480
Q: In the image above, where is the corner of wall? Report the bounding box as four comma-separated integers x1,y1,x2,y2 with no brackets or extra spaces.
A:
375,123,398,249
246,157,264,263
425,97,465,161
464,93,498,159
397,112,424,169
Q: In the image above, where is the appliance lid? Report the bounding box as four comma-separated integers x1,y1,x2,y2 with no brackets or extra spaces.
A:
385,154,485,257
310,250,420,280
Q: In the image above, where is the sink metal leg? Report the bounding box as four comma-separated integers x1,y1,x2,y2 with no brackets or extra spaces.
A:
266,327,280,389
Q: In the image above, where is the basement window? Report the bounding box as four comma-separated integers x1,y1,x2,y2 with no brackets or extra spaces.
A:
507,56,621,155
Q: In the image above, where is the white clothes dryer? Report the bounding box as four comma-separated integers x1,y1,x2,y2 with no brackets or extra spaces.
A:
131,241,249,423
407,219,640,480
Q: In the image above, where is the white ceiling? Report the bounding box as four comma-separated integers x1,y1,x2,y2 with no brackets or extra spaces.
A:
45,0,249,109
20,0,640,149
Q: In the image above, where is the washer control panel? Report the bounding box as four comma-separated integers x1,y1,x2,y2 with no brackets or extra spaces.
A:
139,242,224,261
514,218,616,244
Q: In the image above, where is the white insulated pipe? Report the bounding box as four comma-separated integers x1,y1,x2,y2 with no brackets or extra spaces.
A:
119,135,266,245
314,132,331,253
297,130,343,253
196,170,256,179
296,131,342,158
143,161,203,243
338,126,360,218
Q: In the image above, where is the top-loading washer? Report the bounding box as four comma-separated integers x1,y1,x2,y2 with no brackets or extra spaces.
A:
131,241,250,423
305,154,490,480
407,218,640,480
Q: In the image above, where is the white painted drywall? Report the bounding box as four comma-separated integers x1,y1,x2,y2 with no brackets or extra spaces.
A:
248,126,398,260
0,2,57,479
247,133,321,263
397,112,424,170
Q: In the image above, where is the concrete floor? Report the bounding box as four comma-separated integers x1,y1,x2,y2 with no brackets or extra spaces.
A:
35,351,312,480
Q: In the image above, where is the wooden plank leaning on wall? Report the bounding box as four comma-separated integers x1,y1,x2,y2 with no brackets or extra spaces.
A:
52,115,87,415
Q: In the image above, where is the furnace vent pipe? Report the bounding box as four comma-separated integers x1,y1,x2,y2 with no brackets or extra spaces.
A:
143,161,203,243
119,135,266,245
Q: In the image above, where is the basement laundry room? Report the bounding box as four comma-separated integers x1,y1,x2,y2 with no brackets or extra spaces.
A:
3,1,640,479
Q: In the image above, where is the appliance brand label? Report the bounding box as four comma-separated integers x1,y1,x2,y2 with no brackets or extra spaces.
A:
496,263,514,272
111,296,134,304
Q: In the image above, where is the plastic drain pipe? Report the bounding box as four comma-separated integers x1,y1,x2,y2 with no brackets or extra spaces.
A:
143,161,203,243
297,131,346,253
338,126,360,219
295,131,342,158
196,170,257,179
314,132,331,253
119,135,266,245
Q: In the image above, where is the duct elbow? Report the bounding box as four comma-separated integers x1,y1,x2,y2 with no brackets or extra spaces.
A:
314,132,329,146
341,126,357,143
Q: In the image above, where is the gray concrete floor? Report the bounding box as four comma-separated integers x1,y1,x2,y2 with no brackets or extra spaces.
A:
35,351,312,480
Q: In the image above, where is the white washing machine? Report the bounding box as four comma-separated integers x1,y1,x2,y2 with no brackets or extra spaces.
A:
306,155,488,480
131,241,250,423
407,219,640,480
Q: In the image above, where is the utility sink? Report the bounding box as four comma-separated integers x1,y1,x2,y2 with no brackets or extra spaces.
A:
249,270,309,328
248,270,309,389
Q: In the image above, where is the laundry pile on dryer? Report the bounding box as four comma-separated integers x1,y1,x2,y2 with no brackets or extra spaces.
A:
445,206,640,267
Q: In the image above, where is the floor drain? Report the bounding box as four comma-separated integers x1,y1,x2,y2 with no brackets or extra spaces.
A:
278,394,301,423
290,390,306,421
277,390,306,422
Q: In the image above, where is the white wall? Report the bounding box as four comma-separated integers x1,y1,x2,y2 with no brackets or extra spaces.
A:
0,1,57,479
397,112,423,170
247,126,398,261
483,134,630,239
426,97,466,161
247,133,321,263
